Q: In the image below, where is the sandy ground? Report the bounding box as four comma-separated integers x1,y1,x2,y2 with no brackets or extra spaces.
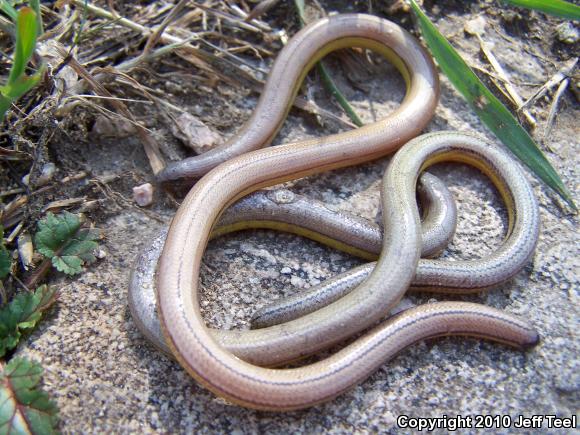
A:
13,3,579,433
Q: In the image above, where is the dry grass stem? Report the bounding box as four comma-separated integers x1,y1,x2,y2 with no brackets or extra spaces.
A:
521,58,577,111
543,76,570,149
476,35,537,127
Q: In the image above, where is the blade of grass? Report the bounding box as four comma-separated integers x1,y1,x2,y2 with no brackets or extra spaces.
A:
501,0,580,21
294,0,363,127
317,63,363,127
4,69,42,99
73,0,89,48
408,0,576,210
28,0,43,34
8,6,37,85
1,6,42,121
0,95,11,118
0,0,17,22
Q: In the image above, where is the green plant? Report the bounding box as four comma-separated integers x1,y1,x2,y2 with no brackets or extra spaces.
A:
289,0,577,209
0,4,43,121
34,212,101,276
0,211,100,433
0,230,10,280
407,0,576,209
293,0,364,127
0,285,57,358
501,0,580,21
0,4,58,426
0,358,59,434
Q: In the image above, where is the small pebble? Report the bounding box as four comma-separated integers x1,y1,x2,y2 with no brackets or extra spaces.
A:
171,112,221,154
36,163,56,186
133,183,154,207
555,22,579,44
464,16,487,36
17,232,33,270
290,276,304,287
92,115,136,137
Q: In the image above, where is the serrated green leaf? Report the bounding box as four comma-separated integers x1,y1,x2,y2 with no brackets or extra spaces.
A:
60,229,99,258
51,256,82,275
0,286,58,358
501,0,580,21
34,212,100,276
34,212,81,258
408,0,576,210
60,229,99,268
0,357,59,435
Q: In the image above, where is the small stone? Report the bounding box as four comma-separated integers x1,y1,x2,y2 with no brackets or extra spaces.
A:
572,80,580,102
280,267,292,274
92,115,136,137
290,276,304,287
240,243,277,265
428,396,440,406
36,163,56,187
555,22,579,44
267,189,296,204
171,112,222,154
77,200,101,213
464,16,487,36
17,232,33,270
133,183,154,207
390,298,416,315
501,10,520,23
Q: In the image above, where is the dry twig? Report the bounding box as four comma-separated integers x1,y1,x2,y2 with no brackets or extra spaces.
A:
58,47,166,174
521,58,578,111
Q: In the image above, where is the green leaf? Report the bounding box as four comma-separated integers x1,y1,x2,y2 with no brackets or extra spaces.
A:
0,285,58,358
0,95,12,121
501,0,580,21
0,357,59,435
28,0,43,35
34,213,81,259
34,212,100,276
8,7,38,86
3,69,42,100
0,1,18,22
0,249,9,280
293,0,363,127
0,227,10,280
408,0,576,210
51,256,82,275
1,6,43,121
316,63,364,127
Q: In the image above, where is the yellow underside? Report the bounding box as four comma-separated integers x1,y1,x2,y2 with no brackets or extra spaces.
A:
421,152,516,235
211,220,378,261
